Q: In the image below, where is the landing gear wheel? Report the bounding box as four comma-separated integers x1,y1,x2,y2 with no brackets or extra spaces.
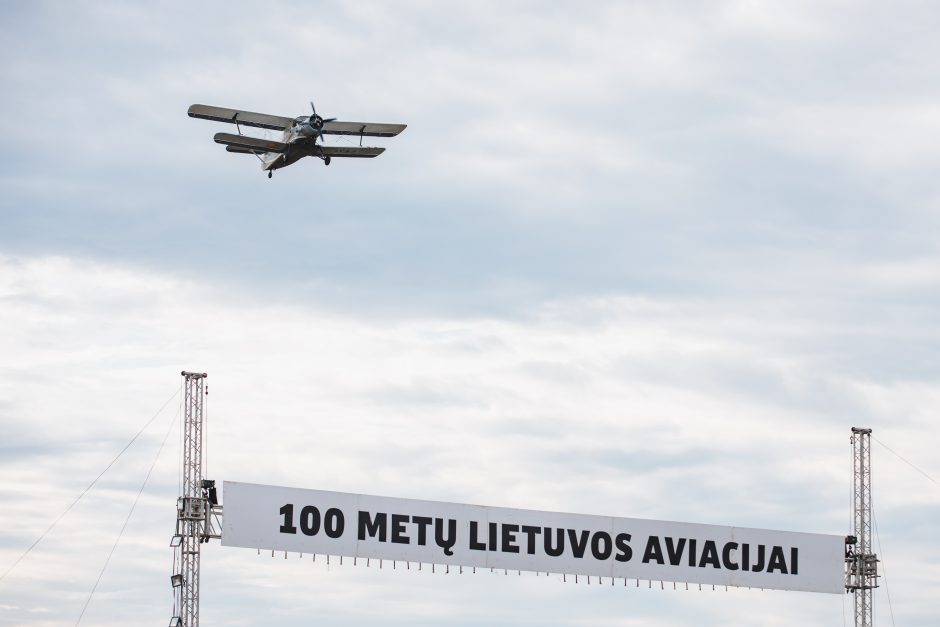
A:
324,156,331,166
268,171,272,179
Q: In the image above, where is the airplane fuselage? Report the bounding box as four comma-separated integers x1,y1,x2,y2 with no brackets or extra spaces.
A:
261,119,325,171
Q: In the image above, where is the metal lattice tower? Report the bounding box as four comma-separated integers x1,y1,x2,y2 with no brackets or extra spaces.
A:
846,427,878,627
171,372,221,627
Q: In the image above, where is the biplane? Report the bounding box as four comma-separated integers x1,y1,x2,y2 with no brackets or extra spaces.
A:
188,102,406,178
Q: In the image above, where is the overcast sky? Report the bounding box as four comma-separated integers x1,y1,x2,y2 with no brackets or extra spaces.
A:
1,1,938,625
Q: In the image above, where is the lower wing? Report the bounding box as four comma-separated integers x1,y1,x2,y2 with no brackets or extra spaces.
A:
214,132,288,154
225,145,261,155
320,146,385,158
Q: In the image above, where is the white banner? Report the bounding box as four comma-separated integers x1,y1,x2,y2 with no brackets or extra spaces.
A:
221,481,845,594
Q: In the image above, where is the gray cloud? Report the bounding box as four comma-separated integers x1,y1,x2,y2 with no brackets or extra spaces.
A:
3,2,939,321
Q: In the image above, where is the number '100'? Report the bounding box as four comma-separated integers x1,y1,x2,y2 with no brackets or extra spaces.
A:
279,503,345,537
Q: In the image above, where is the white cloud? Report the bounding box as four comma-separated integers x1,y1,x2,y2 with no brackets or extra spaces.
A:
0,255,936,626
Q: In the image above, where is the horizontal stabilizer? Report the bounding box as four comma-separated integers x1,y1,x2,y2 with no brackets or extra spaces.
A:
321,121,407,137
214,132,287,154
190,104,294,131
320,146,385,158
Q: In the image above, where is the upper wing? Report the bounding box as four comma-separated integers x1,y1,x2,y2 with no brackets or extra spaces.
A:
214,132,288,154
189,104,294,131
320,146,385,158
321,121,407,137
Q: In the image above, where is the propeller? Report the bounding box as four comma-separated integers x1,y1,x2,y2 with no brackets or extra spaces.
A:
301,101,336,137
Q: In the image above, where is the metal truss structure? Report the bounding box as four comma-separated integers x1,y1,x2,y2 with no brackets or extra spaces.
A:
846,427,878,627
162,374,879,625
170,372,222,627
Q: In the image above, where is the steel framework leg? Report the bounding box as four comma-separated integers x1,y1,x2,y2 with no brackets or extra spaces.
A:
846,427,878,627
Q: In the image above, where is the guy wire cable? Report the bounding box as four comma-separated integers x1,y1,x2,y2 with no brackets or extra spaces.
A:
76,401,181,625
0,386,180,583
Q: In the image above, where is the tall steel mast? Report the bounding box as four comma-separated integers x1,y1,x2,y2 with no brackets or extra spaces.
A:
171,372,221,627
846,427,878,627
